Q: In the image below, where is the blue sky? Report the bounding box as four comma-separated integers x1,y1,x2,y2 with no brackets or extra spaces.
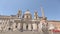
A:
0,0,60,20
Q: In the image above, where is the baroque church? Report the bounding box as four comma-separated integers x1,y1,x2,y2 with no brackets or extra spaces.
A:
0,7,60,32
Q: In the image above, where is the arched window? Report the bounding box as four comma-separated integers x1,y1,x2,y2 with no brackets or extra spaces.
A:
27,16,28,19
8,28,11,30
15,26,17,28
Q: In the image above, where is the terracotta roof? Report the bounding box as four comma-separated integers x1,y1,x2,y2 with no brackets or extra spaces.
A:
48,20,60,22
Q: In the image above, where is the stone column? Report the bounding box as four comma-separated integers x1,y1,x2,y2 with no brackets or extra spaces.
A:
32,23,37,31
17,23,21,30
28,24,31,31
35,23,37,31
3,20,10,31
38,23,42,32
0,25,2,32
23,23,26,31
12,23,17,31
4,24,9,31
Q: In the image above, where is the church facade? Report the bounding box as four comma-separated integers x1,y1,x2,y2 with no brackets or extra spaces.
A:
0,9,48,32
0,9,60,32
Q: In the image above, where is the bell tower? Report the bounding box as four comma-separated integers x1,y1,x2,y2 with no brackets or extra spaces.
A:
34,10,39,20
17,9,22,18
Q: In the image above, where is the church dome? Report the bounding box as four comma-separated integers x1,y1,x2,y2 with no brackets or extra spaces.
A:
25,9,31,14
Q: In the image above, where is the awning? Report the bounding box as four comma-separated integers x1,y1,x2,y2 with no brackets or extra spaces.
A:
52,29,60,32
